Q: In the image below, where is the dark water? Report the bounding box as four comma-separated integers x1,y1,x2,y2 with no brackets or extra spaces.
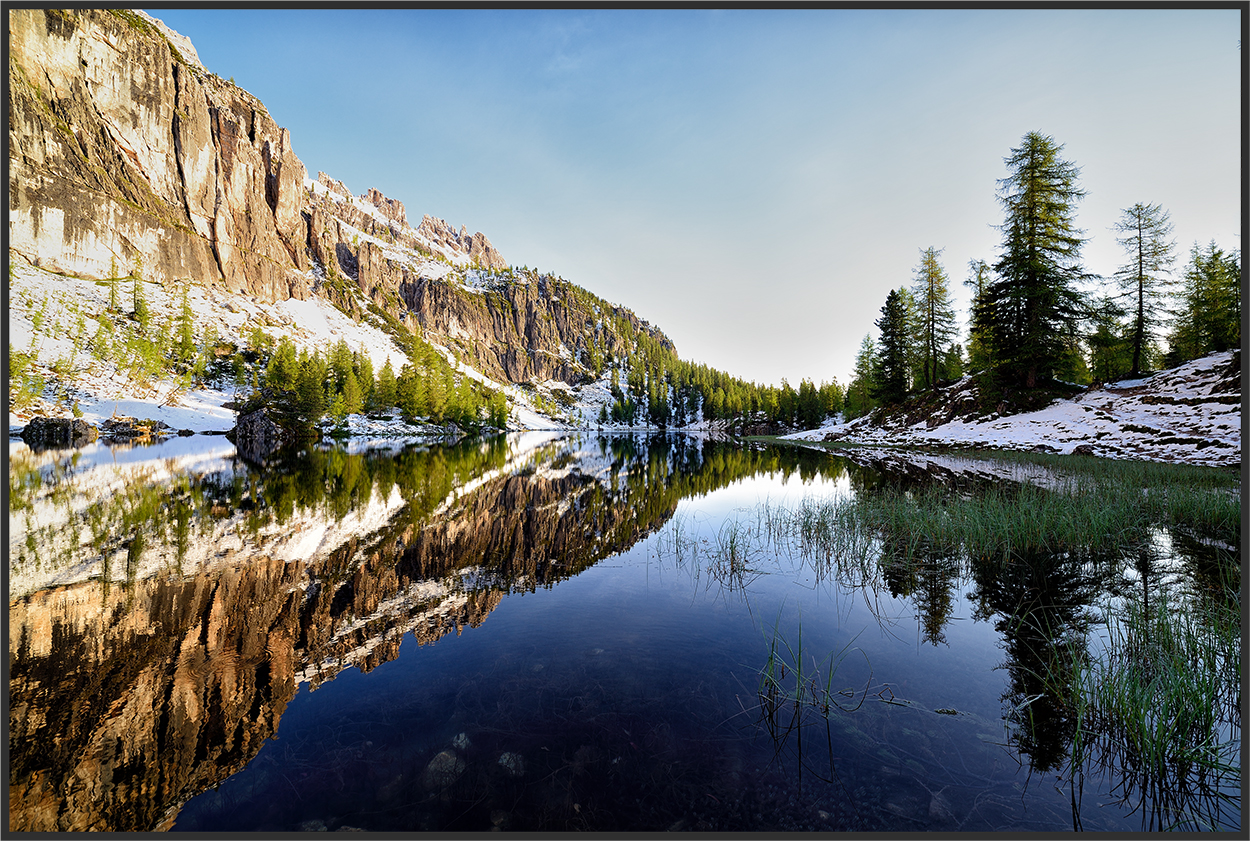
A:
7,432,1241,832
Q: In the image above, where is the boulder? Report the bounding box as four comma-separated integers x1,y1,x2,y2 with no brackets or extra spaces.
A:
21,417,98,450
232,408,287,463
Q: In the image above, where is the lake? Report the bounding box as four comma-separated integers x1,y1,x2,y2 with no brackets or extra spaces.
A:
7,432,1241,832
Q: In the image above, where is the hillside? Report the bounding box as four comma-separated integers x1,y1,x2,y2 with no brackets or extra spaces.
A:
7,8,697,437
783,350,1242,468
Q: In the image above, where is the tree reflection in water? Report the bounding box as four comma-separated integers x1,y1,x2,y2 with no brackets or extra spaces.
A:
7,435,1240,832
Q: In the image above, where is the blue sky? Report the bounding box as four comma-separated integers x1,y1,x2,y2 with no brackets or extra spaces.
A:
150,6,1243,386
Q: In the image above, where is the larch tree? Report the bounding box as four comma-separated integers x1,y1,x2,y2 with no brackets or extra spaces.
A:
911,247,957,391
1112,202,1176,377
964,258,994,375
987,132,1088,389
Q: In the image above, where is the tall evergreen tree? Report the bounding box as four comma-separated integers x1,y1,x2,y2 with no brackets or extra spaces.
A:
964,259,994,375
374,358,397,409
872,289,910,405
987,132,1088,389
1112,202,1175,376
911,247,957,390
845,334,878,418
1166,241,1241,364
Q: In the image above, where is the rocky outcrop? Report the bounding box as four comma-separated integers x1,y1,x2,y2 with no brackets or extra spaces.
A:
415,215,507,271
230,407,287,464
20,416,98,450
9,9,310,301
400,273,675,386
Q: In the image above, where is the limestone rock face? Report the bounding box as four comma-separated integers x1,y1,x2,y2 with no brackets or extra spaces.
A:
10,8,677,395
416,215,508,271
363,187,407,227
8,9,308,302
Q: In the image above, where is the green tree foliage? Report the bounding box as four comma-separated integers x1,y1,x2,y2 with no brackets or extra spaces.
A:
374,358,397,409
872,289,910,405
132,278,150,331
985,132,1088,389
964,258,995,375
1087,295,1133,384
845,334,878,419
175,286,196,363
264,336,300,394
910,247,957,390
1166,242,1241,366
1112,203,1176,377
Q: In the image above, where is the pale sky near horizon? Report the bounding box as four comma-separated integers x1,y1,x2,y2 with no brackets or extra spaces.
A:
149,6,1243,387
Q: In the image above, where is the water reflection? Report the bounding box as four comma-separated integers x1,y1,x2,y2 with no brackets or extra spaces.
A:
8,433,846,831
7,435,1240,832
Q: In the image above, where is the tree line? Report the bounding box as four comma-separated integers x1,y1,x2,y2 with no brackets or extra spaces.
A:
844,131,1241,418
235,330,508,438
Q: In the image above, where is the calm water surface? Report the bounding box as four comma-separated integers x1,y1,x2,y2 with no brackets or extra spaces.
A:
7,432,1240,832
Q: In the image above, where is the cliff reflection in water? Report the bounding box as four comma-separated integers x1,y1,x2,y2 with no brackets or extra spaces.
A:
8,433,833,831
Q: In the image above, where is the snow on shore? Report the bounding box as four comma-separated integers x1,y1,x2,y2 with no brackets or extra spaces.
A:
784,351,1241,468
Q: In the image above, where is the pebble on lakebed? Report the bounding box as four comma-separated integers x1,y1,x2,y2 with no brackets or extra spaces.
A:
420,749,466,790
498,752,525,778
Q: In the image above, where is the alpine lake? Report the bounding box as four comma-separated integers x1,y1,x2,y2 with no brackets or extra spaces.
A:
7,431,1242,833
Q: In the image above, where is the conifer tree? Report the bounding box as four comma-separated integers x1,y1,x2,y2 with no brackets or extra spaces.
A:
1166,242,1241,364
986,132,1088,389
374,358,397,409
872,289,909,405
845,334,878,418
1112,202,1175,376
176,286,196,363
910,247,957,390
964,259,994,375
132,278,150,331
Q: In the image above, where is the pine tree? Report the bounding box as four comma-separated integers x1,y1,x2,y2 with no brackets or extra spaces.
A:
1112,202,1175,376
986,132,1088,389
132,277,150,331
910,247,957,390
845,334,878,418
964,259,994,375
176,286,196,363
872,289,909,405
1166,242,1241,364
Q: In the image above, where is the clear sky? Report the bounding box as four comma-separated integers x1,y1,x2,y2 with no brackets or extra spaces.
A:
149,6,1243,386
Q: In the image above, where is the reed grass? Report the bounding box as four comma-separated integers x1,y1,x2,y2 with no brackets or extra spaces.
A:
757,609,871,728
1046,582,1242,830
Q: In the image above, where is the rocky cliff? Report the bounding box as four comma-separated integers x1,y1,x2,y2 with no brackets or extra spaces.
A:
9,8,674,395
9,9,310,301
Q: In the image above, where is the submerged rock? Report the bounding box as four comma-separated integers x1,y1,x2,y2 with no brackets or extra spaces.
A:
420,750,465,790
21,417,98,450
497,752,525,778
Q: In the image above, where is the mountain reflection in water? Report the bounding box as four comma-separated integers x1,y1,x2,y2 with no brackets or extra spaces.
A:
7,433,1240,833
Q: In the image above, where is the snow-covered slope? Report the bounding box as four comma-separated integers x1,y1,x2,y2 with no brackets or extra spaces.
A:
785,351,1242,467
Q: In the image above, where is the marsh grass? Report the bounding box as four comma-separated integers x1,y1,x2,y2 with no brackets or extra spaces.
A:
759,452,1241,828
756,610,872,729
1043,582,1242,830
764,455,1238,566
